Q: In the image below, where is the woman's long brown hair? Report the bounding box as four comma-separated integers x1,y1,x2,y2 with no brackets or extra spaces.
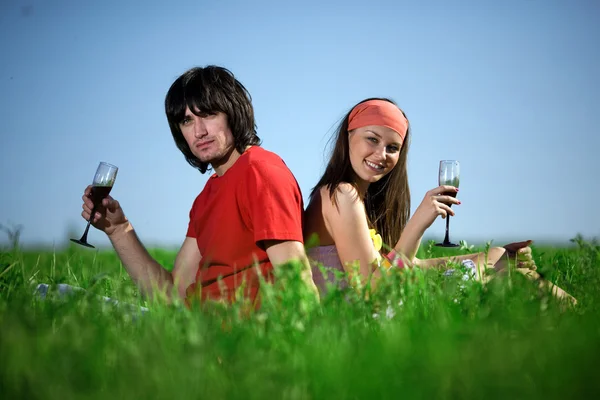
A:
310,97,411,249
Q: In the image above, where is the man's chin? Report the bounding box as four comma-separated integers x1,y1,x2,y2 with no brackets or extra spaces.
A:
199,153,226,166
196,151,218,163
198,156,215,164
196,146,236,167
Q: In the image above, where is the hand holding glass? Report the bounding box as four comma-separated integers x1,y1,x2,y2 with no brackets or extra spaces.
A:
71,162,118,248
436,160,460,247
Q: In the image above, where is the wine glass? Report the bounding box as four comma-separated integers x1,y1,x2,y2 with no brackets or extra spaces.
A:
435,160,460,247
71,162,118,248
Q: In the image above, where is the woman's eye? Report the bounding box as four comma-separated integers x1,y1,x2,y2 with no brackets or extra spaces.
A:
368,137,379,144
387,145,399,153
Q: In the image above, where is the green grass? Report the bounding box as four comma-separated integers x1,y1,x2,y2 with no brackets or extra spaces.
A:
1,236,599,399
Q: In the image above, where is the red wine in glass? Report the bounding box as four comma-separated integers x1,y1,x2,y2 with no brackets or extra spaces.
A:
71,162,118,248
436,160,460,247
89,186,113,206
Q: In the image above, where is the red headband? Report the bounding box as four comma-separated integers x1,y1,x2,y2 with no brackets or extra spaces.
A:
347,100,408,141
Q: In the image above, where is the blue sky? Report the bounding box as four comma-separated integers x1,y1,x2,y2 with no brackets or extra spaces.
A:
1,0,598,249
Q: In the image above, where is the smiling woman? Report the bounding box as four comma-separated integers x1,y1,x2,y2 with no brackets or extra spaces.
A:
304,98,413,279
303,98,575,305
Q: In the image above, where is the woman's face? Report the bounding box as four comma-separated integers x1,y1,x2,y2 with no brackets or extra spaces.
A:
348,125,403,186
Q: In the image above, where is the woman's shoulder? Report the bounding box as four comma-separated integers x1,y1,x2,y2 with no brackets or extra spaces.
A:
315,183,361,206
331,183,362,210
314,183,364,222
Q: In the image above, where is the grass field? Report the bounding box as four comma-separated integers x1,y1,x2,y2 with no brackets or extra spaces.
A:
1,236,599,399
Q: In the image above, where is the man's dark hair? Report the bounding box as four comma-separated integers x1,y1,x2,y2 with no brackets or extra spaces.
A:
165,65,261,173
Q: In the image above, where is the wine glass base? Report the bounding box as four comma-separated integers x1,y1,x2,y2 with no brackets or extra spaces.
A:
435,242,460,248
70,238,95,248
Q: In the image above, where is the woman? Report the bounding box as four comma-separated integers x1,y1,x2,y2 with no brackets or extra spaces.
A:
303,98,575,304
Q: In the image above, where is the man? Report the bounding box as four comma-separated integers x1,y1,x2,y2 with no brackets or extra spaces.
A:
80,65,317,306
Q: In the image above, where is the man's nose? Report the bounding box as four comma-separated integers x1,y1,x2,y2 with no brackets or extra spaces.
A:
193,118,207,138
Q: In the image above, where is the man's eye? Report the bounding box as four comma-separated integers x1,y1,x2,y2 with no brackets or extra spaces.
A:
180,117,192,125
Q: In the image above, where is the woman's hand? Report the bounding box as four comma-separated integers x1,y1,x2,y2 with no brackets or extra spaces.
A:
492,240,537,273
411,185,460,229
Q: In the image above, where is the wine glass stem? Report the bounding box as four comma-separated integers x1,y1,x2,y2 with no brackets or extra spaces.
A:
444,215,451,244
79,207,95,242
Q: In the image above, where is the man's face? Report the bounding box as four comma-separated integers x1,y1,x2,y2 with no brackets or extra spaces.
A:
179,107,236,166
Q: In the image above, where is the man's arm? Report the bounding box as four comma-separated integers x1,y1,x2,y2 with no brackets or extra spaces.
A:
107,222,174,299
171,237,202,300
239,159,318,299
108,224,200,302
82,186,200,302
263,240,320,300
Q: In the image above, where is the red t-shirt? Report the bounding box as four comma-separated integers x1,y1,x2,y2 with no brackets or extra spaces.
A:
184,146,304,306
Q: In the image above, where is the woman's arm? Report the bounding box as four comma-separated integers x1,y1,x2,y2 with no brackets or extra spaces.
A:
412,240,534,274
412,248,506,279
321,184,388,289
413,243,577,305
392,185,460,262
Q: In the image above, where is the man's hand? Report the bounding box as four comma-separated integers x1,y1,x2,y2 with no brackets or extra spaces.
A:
81,185,129,237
